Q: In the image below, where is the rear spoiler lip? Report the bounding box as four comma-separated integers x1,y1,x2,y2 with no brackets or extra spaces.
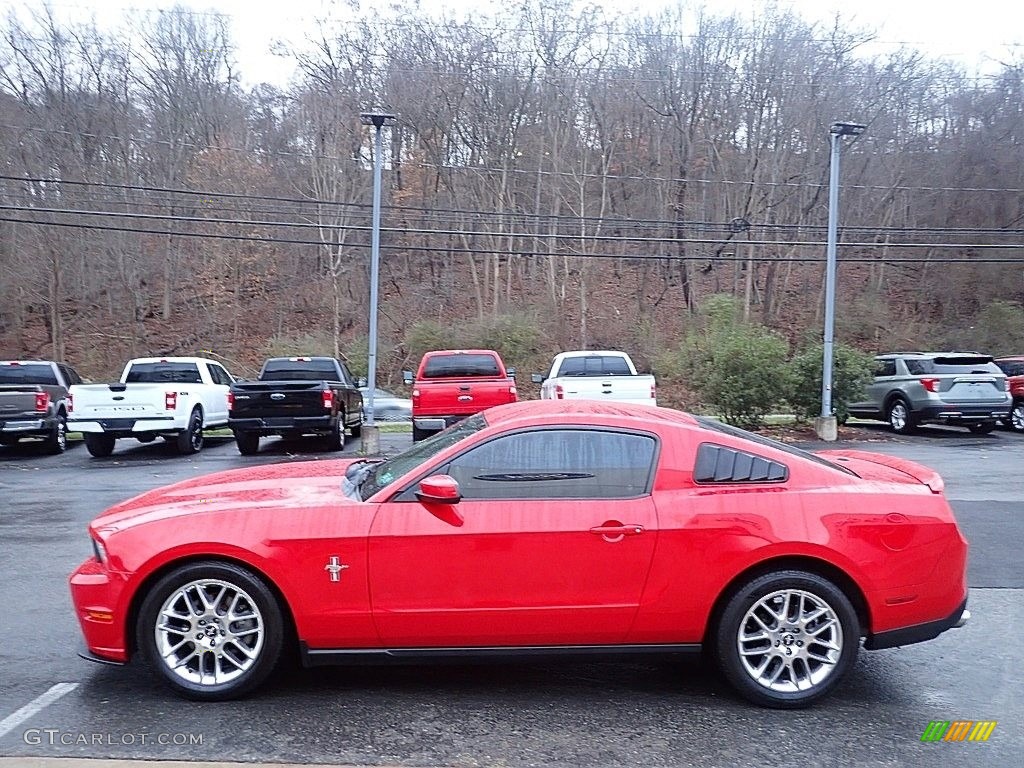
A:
816,449,945,493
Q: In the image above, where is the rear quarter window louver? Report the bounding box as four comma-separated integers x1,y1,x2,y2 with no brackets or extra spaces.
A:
694,443,788,484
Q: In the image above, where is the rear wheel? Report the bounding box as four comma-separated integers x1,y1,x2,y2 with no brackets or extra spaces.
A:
886,397,915,434
175,409,204,455
84,433,116,458
349,415,362,439
44,414,67,454
968,422,995,435
324,416,344,451
234,431,260,455
412,425,431,442
715,570,859,708
136,561,284,701
1009,400,1024,433
136,434,156,443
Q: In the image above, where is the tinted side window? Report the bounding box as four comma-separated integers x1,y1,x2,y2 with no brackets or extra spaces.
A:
125,363,202,384
874,360,896,377
445,429,657,500
207,364,232,385
556,356,632,377
997,361,1024,377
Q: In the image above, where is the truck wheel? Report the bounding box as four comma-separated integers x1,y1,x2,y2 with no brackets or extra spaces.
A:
968,422,995,435
44,414,67,454
136,434,156,443
176,409,205,455
1009,400,1024,433
350,415,362,439
324,417,345,451
84,433,116,458
412,426,431,442
234,431,260,456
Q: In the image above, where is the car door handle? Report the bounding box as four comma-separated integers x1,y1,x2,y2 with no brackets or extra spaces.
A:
589,524,645,536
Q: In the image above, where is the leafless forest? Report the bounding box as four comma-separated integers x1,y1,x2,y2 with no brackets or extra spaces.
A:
1,1,1022,385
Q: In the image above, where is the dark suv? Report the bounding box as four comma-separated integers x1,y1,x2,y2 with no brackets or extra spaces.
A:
848,353,1011,434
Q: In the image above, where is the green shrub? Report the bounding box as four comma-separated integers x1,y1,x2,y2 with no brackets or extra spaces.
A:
404,321,460,361
788,343,875,423
699,325,791,428
475,313,542,364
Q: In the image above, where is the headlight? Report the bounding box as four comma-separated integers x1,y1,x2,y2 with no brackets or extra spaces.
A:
91,537,107,564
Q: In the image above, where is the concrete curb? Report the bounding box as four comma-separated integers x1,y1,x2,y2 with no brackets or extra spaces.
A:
0,761,434,768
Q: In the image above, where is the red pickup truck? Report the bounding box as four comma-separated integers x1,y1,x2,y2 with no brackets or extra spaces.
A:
403,349,518,441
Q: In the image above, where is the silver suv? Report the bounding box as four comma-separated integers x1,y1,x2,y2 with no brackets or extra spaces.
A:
848,352,1012,434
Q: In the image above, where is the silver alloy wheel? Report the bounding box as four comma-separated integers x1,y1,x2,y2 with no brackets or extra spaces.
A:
737,589,843,693
55,419,66,450
889,402,908,431
1012,403,1024,431
154,578,264,687
190,415,203,451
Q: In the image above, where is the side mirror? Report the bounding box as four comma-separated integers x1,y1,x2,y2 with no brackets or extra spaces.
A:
507,367,516,379
531,373,545,384
357,377,367,388
403,370,414,385
416,474,461,505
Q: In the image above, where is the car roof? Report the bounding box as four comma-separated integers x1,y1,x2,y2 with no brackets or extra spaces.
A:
482,400,699,429
876,351,992,359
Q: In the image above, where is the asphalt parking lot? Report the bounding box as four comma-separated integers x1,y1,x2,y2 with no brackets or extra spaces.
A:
1,424,1021,768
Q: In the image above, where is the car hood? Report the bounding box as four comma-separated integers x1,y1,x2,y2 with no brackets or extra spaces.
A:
91,458,365,533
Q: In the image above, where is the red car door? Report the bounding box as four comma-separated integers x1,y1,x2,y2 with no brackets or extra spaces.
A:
368,428,659,647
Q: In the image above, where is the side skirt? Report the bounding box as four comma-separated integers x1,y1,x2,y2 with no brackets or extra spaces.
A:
300,642,701,667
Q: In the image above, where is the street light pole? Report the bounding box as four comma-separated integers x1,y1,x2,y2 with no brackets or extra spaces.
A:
817,121,865,441
359,110,397,455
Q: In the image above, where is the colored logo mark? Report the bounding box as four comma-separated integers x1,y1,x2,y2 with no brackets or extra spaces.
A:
921,721,997,742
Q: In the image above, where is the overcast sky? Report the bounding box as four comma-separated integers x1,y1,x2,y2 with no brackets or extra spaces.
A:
1,0,1020,88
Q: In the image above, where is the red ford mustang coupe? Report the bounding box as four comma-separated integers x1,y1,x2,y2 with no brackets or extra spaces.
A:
70,401,969,708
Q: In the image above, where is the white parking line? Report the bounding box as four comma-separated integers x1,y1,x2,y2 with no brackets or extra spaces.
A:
0,683,78,740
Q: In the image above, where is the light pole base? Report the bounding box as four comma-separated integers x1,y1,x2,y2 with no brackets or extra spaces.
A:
814,416,838,442
360,425,382,456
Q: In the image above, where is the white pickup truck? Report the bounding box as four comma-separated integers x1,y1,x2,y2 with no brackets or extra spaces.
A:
68,357,235,457
532,351,657,406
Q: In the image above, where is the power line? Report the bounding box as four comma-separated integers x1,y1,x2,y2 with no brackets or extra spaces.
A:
4,212,1024,259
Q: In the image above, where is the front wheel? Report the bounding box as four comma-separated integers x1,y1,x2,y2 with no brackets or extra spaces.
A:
968,422,995,435
84,433,116,458
175,409,204,455
136,561,284,701
715,570,859,708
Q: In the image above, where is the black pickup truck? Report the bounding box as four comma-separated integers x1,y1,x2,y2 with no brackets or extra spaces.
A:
0,360,84,454
228,357,364,454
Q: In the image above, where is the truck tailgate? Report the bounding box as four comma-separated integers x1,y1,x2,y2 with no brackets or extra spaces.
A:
230,381,327,419
0,386,44,417
556,375,656,405
415,378,515,416
70,384,170,419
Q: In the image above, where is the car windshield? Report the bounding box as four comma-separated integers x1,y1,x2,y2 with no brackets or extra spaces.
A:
356,414,488,500
694,417,857,476
422,354,500,378
0,364,57,385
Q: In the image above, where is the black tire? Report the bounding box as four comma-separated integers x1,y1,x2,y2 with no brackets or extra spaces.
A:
234,430,260,455
1007,400,1024,433
886,397,916,434
412,425,431,442
324,416,345,451
44,413,67,454
0,436,19,448
135,561,285,701
136,434,156,444
84,433,116,458
968,422,995,435
349,414,362,439
175,409,204,455
715,570,860,709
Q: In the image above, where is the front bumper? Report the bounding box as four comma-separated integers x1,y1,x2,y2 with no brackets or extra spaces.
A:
864,597,969,650
68,557,129,663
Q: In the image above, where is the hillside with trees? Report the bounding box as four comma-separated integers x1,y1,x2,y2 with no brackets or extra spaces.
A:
1,0,1022,412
